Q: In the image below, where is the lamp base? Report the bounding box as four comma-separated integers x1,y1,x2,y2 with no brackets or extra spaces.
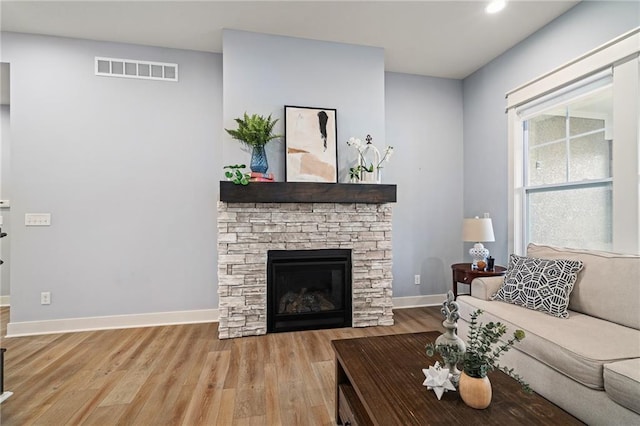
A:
469,243,489,270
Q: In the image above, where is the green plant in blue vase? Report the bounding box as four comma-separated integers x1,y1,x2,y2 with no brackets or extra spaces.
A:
225,113,281,174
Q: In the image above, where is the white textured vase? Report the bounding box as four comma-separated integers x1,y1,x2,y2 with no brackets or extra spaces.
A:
360,169,381,184
361,171,376,184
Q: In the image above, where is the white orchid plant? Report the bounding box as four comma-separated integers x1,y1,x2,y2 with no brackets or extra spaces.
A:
346,135,394,181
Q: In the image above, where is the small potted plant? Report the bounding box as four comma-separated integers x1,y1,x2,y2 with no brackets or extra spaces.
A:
223,164,250,185
426,309,530,409
225,113,281,174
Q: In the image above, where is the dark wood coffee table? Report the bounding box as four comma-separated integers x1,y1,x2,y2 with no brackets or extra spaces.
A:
332,331,584,425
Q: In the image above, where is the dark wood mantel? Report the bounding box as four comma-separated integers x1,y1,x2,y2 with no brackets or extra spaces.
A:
220,181,396,204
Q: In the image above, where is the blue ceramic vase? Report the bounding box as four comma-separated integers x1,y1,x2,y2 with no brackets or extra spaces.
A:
251,145,269,174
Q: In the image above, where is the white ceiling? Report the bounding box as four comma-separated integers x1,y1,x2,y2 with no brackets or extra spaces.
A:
1,0,580,79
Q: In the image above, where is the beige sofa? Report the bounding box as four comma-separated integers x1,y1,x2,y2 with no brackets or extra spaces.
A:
456,244,640,425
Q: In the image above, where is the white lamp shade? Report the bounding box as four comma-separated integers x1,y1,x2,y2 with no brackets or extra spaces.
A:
462,218,495,242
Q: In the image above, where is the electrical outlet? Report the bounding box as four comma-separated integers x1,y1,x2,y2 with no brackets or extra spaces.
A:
26,213,51,226
414,275,421,285
41,292,51,305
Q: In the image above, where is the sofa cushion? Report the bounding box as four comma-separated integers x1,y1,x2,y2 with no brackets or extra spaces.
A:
604,359,640,414
492,254,583,318
527,244,640,329
457,295,640,390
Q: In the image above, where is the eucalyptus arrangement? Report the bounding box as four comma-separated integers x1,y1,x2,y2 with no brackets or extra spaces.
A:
223,164,250,185
426,309,531,393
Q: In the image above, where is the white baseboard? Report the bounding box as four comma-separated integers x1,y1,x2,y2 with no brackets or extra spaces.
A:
6,308,219,338
5,295,443,337
392,294,446,309
0,295,10,307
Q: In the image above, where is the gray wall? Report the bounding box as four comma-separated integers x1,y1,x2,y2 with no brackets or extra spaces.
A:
2,28,464,326
462,0,640,265
1,104,9,297
222,29,385,181
222,30,464,298
385,72,463,297
2,32,222,322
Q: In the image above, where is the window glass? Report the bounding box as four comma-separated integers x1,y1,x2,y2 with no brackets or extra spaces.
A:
569,132,611,181
528,184,612,251
528,115,565,146
569,116,606,136
524,86,613,250
528,141,566,186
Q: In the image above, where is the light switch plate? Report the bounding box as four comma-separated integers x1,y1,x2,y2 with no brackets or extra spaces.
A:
25,213,51,226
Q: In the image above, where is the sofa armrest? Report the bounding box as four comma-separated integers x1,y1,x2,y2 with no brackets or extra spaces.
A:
470,276,504,300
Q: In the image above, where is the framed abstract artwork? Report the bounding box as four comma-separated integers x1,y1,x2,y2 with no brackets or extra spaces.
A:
284,105,338,183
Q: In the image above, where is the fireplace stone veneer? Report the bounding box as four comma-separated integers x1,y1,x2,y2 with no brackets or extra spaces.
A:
217,201,394,339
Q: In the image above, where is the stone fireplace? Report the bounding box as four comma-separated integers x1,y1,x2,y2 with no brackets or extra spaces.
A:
217,182,396,339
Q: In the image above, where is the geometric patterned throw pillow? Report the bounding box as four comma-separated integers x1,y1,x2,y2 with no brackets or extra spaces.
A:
492,254,584,318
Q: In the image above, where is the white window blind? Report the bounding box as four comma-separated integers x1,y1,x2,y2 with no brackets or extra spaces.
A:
516,68,612,120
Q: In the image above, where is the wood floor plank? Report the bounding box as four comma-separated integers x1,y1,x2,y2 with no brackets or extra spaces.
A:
114,372,166,425
109,326,203,424
213,388,236,426
181,350,231,425
4,334,102,424
233,414,268,426
311,360,336,421
125,324,211,425
309,404,334,426
1,305,9,337
8,331,90,380
236,337,264,389
264,362,282,426
99,369,151,407
273,332,304,385
33,389,98,426
65,370,128,425
181,324,219,388
292,333,326,409
233,385,266,420
0,306,443,425
80,403,129,426
222,338,241,390
278,379,311,426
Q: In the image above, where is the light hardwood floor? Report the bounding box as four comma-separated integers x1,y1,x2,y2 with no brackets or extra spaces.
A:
0,306,443,425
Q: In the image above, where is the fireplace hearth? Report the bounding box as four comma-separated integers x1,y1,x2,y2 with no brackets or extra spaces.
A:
267,249,352,333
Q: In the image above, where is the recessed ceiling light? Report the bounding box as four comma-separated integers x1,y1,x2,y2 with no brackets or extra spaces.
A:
486,0,507,14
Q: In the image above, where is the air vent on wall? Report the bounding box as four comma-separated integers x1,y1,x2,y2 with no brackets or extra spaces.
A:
95,57,178,82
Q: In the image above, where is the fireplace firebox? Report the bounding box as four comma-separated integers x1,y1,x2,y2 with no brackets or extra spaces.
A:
267,249,352,333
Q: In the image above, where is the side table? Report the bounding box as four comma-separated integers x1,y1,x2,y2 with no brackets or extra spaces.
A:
451,263,506,299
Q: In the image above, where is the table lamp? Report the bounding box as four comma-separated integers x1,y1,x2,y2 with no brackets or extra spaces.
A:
463,216,495,270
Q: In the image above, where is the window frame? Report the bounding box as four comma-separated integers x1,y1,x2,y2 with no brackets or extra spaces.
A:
507,28,640,255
